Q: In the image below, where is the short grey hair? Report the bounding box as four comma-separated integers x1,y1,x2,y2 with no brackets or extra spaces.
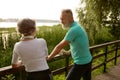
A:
61,9,73,16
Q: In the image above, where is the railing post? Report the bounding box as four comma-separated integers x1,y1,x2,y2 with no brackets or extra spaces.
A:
65,55,69,76
104,46,108,73
90,49,93,71
114,43,119,65
14,66,26,80
14,72,20,80
19,70,27,80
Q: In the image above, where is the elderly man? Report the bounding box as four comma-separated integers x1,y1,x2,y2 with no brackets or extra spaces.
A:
47,9,92,80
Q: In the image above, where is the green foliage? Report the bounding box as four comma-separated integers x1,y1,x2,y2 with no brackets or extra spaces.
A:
54,73,65,80
2,74,15,80
0,25,67,67
0,49,13,67
109,22,120,40
93,27,113,45
108,0,120,39
0,33,4,50
36,25,68,53
77,0,120,44
0,27,16,33
86,26,113,46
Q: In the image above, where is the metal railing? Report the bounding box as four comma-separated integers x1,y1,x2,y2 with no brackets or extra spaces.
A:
0,40,120,80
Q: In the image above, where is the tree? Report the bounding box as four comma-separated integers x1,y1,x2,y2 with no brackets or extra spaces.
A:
77,0,120,43
108,0,120,39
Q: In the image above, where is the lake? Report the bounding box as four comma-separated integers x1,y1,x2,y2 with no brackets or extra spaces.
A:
0,21,60,28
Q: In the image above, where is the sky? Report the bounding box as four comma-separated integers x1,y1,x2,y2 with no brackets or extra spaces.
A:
0,0,81,21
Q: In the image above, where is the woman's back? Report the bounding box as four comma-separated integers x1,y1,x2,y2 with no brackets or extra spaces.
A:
12,38,49,72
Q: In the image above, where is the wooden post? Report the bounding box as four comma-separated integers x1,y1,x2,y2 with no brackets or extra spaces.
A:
65,55,69,76
114,43,118,65
104,46,108,73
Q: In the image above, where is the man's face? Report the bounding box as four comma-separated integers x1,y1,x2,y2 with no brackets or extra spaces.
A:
60,12,71,29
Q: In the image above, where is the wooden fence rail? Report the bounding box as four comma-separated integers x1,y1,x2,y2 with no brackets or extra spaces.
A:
0,40,120,80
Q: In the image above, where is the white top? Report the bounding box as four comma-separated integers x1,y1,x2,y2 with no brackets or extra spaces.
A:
12,38,49,72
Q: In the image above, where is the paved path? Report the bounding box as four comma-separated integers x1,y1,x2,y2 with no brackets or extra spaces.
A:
94,64,120,80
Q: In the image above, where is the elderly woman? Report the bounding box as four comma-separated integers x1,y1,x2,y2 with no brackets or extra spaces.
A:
11,18,53,80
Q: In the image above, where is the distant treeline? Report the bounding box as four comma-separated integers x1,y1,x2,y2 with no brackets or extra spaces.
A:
0,18,60,23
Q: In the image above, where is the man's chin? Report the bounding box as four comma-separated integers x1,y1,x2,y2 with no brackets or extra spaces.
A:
62,25,69,29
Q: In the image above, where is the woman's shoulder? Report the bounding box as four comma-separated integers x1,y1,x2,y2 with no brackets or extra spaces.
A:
35,38,47,46
13,41,22,48
36,38,46,41
36,38,47,43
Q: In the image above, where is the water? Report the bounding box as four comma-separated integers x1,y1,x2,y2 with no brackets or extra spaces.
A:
0,21,60,28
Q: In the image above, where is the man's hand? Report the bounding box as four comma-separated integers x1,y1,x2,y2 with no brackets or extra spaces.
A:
59,49,71,55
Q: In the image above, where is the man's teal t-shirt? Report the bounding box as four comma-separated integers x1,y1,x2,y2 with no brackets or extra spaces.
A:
64,22,92,64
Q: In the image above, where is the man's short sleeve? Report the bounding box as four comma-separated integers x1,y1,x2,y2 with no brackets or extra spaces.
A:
64,28,77,42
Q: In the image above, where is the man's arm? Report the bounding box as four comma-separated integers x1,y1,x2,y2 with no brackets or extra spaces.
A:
47,39,69,60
